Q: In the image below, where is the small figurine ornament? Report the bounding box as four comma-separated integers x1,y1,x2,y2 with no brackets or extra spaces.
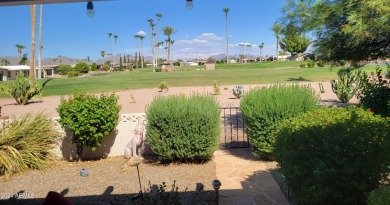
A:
124,116,145,159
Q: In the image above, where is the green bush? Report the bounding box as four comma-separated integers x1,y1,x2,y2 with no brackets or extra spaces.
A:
158,81,169,92
240,84,319,159
306,60,316,68
367,185,390,205
67,70,79,78
56,91,121,160
0,72,46,105
90,63,97,71
299,63,306,68
146,95,220,163
74,62,89,73
274,106,390,205
331,67,363,103
338,60,347,66
0,113,60,177
356,66,390,117
317,60,326,67
56,64,72,75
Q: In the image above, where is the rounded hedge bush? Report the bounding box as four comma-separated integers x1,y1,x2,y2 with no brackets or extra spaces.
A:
240,84,319,159
146,95,220,163
274,106,390,204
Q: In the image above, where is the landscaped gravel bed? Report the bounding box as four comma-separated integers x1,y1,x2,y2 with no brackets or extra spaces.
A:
0,156,216,205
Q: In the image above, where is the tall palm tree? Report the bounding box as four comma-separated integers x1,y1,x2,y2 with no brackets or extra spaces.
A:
37,4,43,79
271,23,282,61
15,44,26,64
155,13,163,66
107,32,112,69
247,44,252,58
29,4,36,85
114,34,118,62
134,35,140,69
223,8,229,64
100,51,106,68
258,43,264,61
147,19,155,67
162,26,175,63
139,35,145,68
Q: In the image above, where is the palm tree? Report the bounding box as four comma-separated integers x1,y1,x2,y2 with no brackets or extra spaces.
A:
134,35,140,69
1,59,10,66
100,51,105,68
139,35,145,69
247,44,252,58
29,4,36,85
162,26,175,63
114,34,118,61
271,23,282,61
15,44,26,64
223,8,229,64
107,32,112,69
147,19,155,67
155,14,163,65
258,43,264,61
37,4,43,79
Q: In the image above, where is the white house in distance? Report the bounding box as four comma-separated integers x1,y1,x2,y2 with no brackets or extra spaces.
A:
0,65,56,81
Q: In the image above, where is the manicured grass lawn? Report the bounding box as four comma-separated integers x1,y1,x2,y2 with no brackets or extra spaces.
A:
0,61,378,97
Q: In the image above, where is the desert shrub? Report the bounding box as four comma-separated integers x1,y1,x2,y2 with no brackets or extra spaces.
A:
273,106,390,205
56,91,121,160
338,60,347,66
232,85,244,99
158,81,169,92
0,72,46,105
90,63,97,71
0,113,60,177
74,62,89,73
331,67,363,103
146,95,220,162
154,68,161,72
306,60,315,68
356,66,390,117
213,80,220,95
367,185,390,205
299,63,306,68
67,70,79,78
100,65,110,71
56,64,72,75
240,84,319,159
317,60,326,67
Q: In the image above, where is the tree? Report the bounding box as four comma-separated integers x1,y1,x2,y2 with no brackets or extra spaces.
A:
223,8,230,64
147,19,156,67
119,55,123,70
1,59,10,66
281,0,390,61
271,23,282,61
29,4,36,85
74,62,89,73
258,43,264,61
100,51,105,67
162,26,176,63
37,4,43,79
20,54,28,65
113,34,118,59
15,44,26,64
155,13,163,66
134,35,140,69
279,23,310,58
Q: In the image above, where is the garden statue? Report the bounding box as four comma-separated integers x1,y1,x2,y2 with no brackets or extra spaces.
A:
124,116,145,159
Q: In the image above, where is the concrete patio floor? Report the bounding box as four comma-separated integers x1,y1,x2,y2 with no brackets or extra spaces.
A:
213,148,289,205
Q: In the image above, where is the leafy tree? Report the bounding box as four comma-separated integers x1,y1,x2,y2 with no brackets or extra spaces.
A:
56,64,72,75
74,62,89,73
56,91,121,160
119,55,123,70
280,23,310,58
20,54,28,65
282,0,390,61
91,62,97,71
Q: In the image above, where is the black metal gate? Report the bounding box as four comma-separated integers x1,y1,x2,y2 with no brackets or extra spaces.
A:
220,103,249,148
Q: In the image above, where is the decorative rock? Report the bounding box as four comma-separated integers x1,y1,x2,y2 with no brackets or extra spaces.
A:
80,168,89,177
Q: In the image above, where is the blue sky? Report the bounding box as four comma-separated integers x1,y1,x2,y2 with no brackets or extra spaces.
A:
0,0,286,61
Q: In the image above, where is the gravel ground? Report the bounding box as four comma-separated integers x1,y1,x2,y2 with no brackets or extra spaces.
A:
0,156,216,205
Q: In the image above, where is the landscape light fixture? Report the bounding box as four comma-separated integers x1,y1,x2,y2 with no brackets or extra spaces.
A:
212,179,221,205
186,0,193,10
86,0,94,17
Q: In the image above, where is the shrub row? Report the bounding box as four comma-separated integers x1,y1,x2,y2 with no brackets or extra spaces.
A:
274,106,390,204
240,84,319,159
146,94,220,163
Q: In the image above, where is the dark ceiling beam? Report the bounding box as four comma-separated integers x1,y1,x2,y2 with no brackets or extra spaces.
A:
0,0,108,7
